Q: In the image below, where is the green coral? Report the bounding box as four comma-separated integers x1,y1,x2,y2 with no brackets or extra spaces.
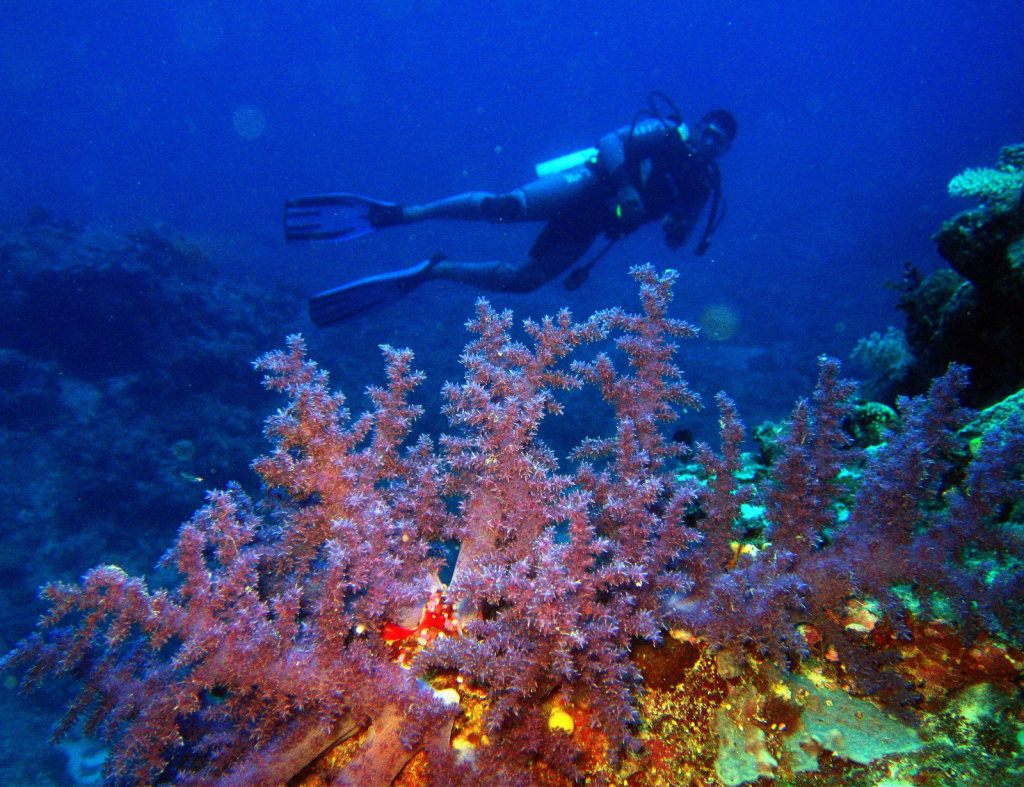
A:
959,387,1024,445
949,168,1023,201
948,144,1024,208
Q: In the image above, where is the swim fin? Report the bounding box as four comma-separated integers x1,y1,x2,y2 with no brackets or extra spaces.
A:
308,256,441,326
284,193,402,243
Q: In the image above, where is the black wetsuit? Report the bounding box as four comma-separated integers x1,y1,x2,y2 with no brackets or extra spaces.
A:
398,117,719,292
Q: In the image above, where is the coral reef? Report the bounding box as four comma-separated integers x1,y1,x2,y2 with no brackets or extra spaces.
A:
947,145,1024,207
869,143,1024,407
0,217,300,647
849,326,913,400
4,267,1024,787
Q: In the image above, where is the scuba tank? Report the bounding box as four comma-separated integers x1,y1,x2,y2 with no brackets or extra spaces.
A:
535,146,599,178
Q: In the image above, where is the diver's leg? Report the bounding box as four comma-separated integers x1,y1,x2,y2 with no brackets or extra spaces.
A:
427,258,549,293
373,192,527,225
428,230,597,294
377,165,599,227
516,165,599,220
397,192,522,223
309,220,601,325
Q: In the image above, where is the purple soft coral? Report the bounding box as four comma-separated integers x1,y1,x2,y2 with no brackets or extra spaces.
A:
675,359,1024,708
4,267,707,786
4,337,456,786
6,268,1024,787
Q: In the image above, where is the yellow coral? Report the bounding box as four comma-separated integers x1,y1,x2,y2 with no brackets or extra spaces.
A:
548,707,575,735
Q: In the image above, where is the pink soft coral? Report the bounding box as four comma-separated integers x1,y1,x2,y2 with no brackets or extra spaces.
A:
4,266,705,786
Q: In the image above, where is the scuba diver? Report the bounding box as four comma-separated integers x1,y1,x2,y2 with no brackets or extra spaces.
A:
285,92,737,327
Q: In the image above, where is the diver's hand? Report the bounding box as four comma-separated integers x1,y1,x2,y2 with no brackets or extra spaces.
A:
662,214,690,249
614,185,645,232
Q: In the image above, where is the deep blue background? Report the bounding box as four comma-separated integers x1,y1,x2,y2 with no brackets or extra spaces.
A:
2,0,1022,429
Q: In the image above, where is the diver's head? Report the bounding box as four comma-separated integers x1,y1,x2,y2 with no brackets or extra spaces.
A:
694,109,737,157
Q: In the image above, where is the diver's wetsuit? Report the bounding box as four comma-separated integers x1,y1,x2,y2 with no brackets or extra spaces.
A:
384,117,718,293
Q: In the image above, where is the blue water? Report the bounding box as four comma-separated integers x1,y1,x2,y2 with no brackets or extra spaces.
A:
0,0,1021,419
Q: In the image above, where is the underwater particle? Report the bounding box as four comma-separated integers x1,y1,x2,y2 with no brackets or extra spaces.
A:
698,305,740,342
548,707,575,735
232,105,266,140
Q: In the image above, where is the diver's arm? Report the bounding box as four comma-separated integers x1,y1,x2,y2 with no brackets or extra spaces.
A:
597,118,689,232
597,118,686,176
596,129,628,178
662,200,703,249
663,166,715,251
594,127,641,231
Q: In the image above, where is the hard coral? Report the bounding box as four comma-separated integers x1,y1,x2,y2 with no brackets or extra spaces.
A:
873,143,1024,408
948,143,1024,208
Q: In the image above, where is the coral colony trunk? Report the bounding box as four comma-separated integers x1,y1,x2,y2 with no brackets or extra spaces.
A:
3,266,1024,787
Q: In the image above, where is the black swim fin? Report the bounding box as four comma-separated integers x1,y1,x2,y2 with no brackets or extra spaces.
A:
308,256,442,326
284,193,402,243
